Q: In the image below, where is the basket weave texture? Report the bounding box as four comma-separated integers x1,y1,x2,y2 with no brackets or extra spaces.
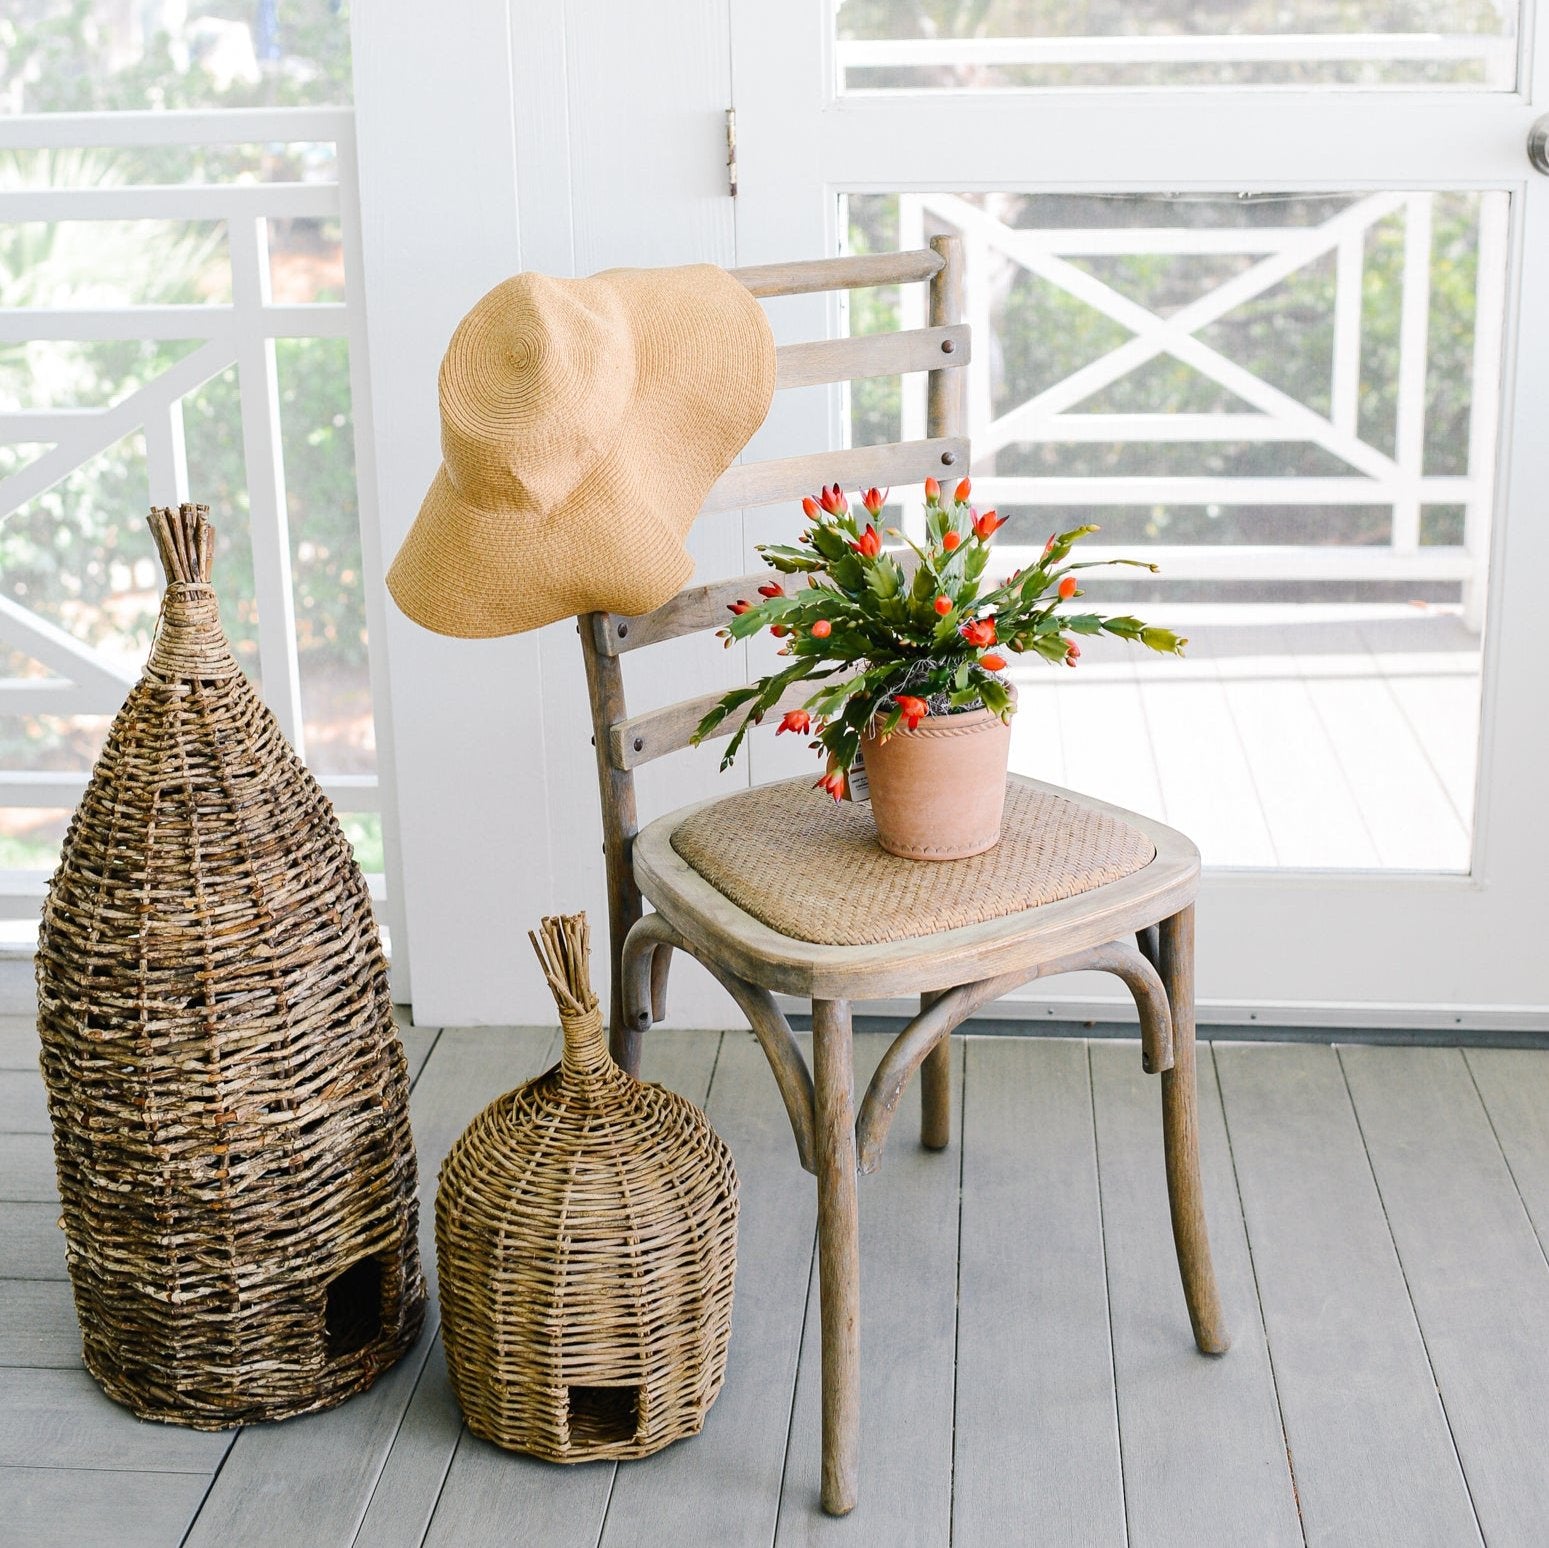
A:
35,504,425,1429
436,915,738,1462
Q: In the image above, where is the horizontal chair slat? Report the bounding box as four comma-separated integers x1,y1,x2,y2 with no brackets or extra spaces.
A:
702,436,969,516
774,324,970,390
733,248,943,298
609,680,815,772
589,572,769,656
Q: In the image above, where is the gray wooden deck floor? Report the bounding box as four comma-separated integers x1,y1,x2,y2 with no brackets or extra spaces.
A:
5,1011,1549,1547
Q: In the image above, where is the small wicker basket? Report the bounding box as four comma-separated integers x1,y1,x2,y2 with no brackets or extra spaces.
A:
35,503,425,1428
436,914,738,1461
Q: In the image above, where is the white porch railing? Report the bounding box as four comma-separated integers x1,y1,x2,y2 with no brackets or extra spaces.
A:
885,189,1506,610
0,107,393,921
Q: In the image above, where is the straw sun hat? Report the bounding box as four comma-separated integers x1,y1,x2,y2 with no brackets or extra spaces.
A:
388,264,776,638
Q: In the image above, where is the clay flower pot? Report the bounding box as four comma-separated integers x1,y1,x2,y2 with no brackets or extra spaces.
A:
860,698,1013,861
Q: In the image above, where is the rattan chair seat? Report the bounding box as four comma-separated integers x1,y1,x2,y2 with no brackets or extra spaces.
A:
669,775,1156,948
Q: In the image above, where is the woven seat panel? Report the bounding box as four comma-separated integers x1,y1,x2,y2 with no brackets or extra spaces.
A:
669,777,1156,947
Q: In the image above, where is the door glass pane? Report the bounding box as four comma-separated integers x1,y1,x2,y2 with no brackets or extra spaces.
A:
845,189,1507,872
836,3,1520,92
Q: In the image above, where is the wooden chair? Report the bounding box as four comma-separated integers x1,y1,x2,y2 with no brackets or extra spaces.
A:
578,238,1228,1517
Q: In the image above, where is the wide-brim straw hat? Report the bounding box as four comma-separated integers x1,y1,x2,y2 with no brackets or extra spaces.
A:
388,264,775,638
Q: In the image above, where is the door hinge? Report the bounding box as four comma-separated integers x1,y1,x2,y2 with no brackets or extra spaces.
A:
725,107,738,198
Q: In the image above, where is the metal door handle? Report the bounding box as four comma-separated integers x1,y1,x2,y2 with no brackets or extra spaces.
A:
1532,115,1549,176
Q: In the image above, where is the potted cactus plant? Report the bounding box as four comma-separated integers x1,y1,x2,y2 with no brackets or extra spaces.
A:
693,478,1187,860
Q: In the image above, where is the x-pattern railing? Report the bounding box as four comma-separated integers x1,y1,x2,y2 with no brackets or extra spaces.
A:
891,188,1505,601
0,107,383,915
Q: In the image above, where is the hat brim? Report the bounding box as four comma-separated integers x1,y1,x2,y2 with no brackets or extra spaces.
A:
388,263,774,639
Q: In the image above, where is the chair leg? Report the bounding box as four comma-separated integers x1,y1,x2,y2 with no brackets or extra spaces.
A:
919,991,952,1151
812,998,861,1516
1158,905,1231,1356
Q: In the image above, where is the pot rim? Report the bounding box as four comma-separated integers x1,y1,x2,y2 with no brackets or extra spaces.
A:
860,682,1018,744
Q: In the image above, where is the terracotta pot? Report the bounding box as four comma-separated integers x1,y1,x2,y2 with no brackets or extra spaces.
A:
859,699,1013,861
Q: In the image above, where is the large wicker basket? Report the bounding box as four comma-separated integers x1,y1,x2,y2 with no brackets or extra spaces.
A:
35,503,426,1429
436,914,738,1461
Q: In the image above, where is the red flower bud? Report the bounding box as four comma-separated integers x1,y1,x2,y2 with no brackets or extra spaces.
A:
980,653,1007,672
861,485,887,516
933,595,952,616
770,624,789,637
777,709,812,736
961,617,997,648
728,599,752,615
923,476,940,502
972,509,1005,541
802,497,820,520
811,618,832,639
1058,575,1078,600
1043,532,1057,557
1064,637,1081,668
942,530,961,552
758,580,785,598
819,485,847,515
955,478,971,503
851,524,882,559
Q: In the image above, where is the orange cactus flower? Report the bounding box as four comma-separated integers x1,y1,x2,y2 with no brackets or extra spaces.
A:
814,765,848,801
923,476,940,502
802,496,821,520
955,477,971,503
980,653,1007,672
1058,575,1078,600
852,524,882,558
861,486,887,516
942,530,961,552
811,618,832,639
961,617,997,648
758,580,785,598
819,484,848,515
933,594,952,616
972,509,1005,541
770,624,789,637
727,598,752,615
894,694,930,730
777,709,812,736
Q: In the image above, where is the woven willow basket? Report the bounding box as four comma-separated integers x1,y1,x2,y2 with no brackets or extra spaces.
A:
35,504,426,1429
436,914,739,1462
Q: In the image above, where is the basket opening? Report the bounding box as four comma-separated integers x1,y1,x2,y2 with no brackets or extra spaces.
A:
566,1385,640,1447
324,1255,384,1357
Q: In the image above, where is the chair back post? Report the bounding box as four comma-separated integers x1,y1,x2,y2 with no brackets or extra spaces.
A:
578,239,968,1067
927,234,966,447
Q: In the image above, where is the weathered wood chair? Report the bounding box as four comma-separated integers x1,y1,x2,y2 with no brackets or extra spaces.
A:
579,238,1228,1517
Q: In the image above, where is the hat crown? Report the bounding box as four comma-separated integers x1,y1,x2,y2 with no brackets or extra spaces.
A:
438,272,636,512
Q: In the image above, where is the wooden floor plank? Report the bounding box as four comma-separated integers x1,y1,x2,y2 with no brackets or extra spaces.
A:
775,1033,961,1547
0,1368,230,1472
0,1465,211,1547
1462,1049,1549,1261
0,1017,38,1070
0,1133,59,1203
0,1068,48,1133
1341,1046,1549,1546
422,1028,722,1548
0,1278,81,1368
1090,1042,1300,1548
0,1201,66,1279
600,1028,816,1548
184,1026,556,1548
953,1037,1124,1548
1215,1042,1482,1547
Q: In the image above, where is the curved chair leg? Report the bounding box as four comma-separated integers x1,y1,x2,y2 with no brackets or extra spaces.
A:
1158,905,1230,1355
919,991,952,1151
649,943,673,1021
813,998,861,1516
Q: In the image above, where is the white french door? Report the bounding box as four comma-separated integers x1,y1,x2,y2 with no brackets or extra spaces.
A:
730,2,1549,1027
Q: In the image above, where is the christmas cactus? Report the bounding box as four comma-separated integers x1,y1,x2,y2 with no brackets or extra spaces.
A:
692,478,1187,799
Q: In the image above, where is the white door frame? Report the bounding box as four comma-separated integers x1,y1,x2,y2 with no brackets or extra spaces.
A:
730,1,1549,1028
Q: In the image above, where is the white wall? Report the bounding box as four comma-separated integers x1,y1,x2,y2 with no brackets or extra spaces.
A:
354,0,752,1026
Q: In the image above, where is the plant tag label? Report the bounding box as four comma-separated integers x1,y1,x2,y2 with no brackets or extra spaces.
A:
847,748,871,804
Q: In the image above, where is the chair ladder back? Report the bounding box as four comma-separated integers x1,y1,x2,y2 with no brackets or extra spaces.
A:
579,236,968,1060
